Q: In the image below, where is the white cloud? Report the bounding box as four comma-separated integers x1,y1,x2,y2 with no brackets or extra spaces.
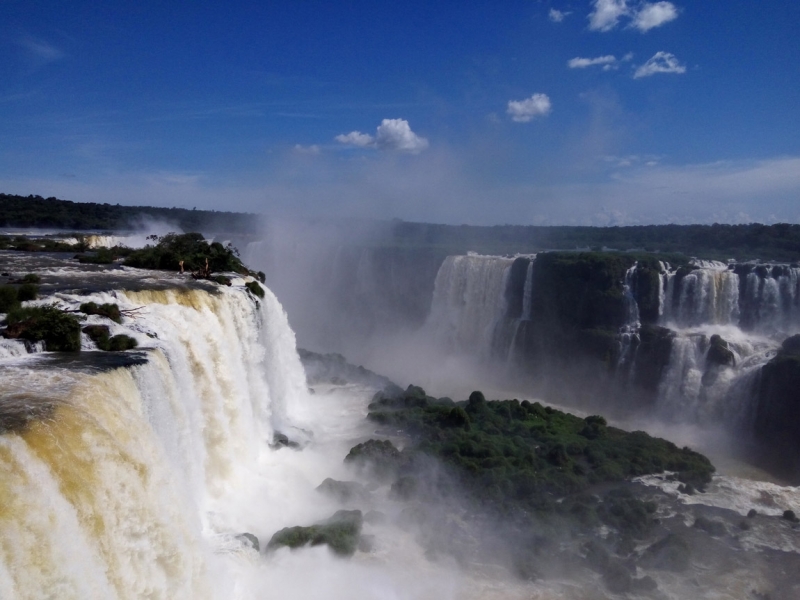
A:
633,51,686,78
568,55,618,69
507,94,552,122
632,2,679,32
375,118,429,153
588,1,678,33
588,0,630,32
549,8,571,22
335,131,375,147
335,119,428,153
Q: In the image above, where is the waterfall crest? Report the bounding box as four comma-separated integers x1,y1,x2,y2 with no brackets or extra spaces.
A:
0,283,310,599
425,254,514,357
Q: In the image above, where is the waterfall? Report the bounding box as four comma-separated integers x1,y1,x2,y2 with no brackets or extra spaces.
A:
660,261,800,335
425,254,515,358
521,260,534,321
0,282,311,599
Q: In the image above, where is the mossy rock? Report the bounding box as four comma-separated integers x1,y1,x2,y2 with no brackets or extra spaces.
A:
3,306,81,351
83,324,111,349
245,281,265,298
345,439,402,480
267,510,363,557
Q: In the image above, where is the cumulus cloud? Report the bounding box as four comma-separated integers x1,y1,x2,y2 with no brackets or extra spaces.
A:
568,55,618,70
335,131,375,147
507,94,552,122
588,0,630,32
549,8,571,22
633,51,686,78
632,2,679,32
588,1,678,33
335,119,428,153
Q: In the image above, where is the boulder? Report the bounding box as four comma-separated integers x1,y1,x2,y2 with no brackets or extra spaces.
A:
267,510,363,557
316,478,369,503
639,534,691,572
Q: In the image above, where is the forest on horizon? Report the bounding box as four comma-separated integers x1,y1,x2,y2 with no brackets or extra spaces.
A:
2,193,799,262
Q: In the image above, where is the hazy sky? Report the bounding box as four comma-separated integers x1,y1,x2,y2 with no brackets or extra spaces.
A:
2,1,799,225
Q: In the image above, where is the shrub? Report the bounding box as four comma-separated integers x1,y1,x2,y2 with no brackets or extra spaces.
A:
21,273,41,284
245,280,265,298
0,286,19,312
124,232,246,274
4,306,81,351
17,283,38,302
80,302,122,323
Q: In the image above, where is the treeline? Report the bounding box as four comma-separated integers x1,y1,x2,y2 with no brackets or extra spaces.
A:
3,193,800,261
389,221,800,262
0,194,259,234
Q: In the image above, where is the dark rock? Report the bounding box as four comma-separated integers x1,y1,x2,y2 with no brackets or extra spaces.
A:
271,432,300,450
316,478,369,503
631,575,658,592
236,533,259,552
753,337,800,469
693,516,727,536
344,439,401,481
782,510,798,522
266,510,363,557
640,534,691,572
747,509,758,518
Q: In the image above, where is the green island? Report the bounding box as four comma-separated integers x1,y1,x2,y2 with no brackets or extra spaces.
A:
335,383,717,589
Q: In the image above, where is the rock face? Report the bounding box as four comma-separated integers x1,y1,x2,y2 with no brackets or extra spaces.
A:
753,335,800,468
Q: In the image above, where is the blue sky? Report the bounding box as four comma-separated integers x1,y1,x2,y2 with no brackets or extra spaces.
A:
2,1,799,225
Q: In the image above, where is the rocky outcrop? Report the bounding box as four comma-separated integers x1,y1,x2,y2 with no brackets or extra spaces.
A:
753,335,800,469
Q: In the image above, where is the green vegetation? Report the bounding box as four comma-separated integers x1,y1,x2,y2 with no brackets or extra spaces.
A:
80,302,122,323
123,232,247,274
245,280,264,298
2,306,82,351
77,247,118,264
267,510,363,557
0,274,41,311
82,325,138,351
0,286,19,312
0,193,259,234
4,193,800,261
362,385,714,516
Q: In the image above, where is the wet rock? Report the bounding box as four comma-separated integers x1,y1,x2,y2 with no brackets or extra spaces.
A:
639,534,691,572
693,516,727,537
270,432,300,450
236,532,259,552
267,510,363,557
316,478,369,503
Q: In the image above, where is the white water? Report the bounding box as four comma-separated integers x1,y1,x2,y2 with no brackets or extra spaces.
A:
426,254,514,358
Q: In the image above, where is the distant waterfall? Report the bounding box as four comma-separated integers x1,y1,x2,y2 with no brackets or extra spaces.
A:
426,254,515,358
0,283,310,599
660,261,800,335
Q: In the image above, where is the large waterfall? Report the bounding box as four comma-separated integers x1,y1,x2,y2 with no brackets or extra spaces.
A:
425,254,514,358
0,275,313,599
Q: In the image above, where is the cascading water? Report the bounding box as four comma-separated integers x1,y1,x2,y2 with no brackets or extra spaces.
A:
425,254,514,359
0,275,314,600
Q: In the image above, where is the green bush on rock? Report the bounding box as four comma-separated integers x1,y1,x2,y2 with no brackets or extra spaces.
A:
267,510,363,557
80,302,122,323
3,306,81,351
